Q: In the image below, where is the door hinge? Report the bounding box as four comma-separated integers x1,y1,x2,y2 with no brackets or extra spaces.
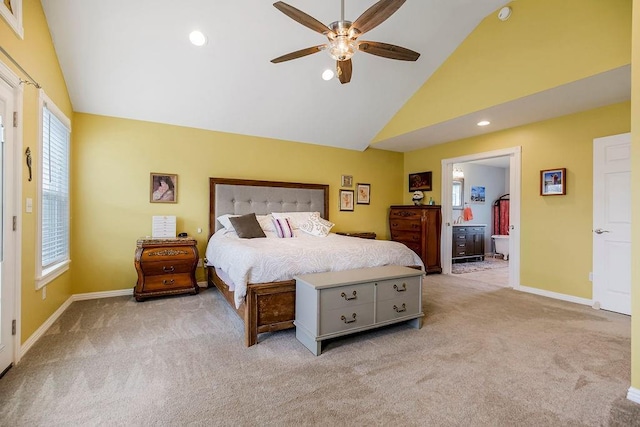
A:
12,216,16,231
11,320,16,336
13,111,17,128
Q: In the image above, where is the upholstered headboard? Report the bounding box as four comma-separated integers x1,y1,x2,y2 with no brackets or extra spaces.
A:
209,178,329,237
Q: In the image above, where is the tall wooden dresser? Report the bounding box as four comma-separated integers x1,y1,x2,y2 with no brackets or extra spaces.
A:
389,205,442,274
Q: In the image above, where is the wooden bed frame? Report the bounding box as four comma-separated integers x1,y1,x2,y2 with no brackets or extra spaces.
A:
206,178,329,347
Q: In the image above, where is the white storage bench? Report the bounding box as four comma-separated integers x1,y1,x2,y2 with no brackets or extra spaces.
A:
294,265,424,356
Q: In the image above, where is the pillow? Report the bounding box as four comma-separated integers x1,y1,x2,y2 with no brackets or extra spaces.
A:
273,217,295,238
217,214,239,230
271,212,318,229
299,212,334,237
228,213,266,239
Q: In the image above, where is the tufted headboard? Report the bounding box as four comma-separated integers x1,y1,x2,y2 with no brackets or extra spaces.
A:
209,178,329,237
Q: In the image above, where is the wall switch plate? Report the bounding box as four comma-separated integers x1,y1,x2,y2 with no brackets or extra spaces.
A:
589,272,593,282
42,286,46,300
26,198,33,213
197,227,202,234
197,258,203,267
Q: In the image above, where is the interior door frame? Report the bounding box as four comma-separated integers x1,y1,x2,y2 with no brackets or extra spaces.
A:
0,60,23,365
441,146,521,289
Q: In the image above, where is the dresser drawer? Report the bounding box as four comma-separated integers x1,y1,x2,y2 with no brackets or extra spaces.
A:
320,283,374,311
320,304,375,335
142,273,194,291
141,260,194,275
389,219,421,231
390,230,421,243
140,246,196,262
376,296,421,323
376,276,421,302
390,209,422,220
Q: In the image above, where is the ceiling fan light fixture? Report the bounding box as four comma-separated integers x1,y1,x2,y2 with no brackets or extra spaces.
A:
328,35,357,61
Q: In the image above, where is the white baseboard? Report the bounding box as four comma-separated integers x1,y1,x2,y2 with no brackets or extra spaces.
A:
72,288,132,301
197,281,207,288
517,285,593,307
19,288,133,360
628,387,640,404
20,296,73,359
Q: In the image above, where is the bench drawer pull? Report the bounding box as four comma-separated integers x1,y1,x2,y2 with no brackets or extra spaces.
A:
393,283,407,292
341,291,357,301
341,313,357,324
393,303,407,313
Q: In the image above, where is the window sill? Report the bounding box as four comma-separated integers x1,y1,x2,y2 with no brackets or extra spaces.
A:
36,259,71,289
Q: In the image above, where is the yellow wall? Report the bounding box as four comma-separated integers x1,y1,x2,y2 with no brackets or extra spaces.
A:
70,113,403,293
404,102,630,299
374,0,632,143
1,0,74,341
631,0,639,391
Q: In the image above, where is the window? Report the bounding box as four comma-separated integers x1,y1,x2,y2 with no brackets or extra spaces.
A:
36,90,70,288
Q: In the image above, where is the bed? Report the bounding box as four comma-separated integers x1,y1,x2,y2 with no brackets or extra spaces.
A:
206,178,424,347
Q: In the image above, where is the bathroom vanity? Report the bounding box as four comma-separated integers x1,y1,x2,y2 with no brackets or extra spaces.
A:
452,224,485,262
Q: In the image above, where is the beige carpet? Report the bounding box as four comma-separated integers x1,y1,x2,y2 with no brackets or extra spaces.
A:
1,274,638,426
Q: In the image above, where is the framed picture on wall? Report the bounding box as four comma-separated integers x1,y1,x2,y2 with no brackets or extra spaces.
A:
339,189,354,211
356,183,370,205
470,186,486,203
150,173,178,203
408,171,432,191
540,168,566,196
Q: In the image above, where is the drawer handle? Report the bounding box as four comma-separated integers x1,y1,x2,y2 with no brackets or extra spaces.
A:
341,313,357,324
163,266,175,273
393,303,407,313
162,279,175,285
393,283,407,292
397,211,412,217
341,291,357,301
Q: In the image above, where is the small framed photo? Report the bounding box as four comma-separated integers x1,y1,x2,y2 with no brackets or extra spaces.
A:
150,173,177,203
408,171,432,192
341,175,353,187
356,183,370,205
470,186,486,203
339,189,354,211
540,168,566,196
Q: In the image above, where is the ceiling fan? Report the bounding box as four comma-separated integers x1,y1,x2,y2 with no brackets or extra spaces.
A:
271,0,420,84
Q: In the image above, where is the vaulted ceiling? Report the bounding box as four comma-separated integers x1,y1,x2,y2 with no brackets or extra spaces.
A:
40,1,629,152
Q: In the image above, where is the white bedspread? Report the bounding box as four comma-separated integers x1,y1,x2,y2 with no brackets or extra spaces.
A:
205,231,424,308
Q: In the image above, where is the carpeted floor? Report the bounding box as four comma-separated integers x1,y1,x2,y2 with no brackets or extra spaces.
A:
452,256,509,274
0,274,638,426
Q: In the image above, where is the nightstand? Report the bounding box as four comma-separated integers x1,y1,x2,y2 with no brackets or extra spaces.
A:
336,231,377,239
134,237,199,301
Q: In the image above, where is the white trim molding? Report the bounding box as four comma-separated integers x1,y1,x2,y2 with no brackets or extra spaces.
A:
19,289,132,359
0,0,24,39
628,387,640,404
517,285,593,307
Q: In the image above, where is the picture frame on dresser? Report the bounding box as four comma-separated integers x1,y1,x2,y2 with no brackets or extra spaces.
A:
340,190,354,211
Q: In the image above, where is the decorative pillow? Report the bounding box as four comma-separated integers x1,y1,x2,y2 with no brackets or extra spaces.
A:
299,212,334,237
228,213,266,239
271,212,318,229
257,214,276,232
272,217,295,238
217,214,239,230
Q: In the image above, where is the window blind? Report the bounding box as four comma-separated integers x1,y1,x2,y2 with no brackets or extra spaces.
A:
41,104,69,270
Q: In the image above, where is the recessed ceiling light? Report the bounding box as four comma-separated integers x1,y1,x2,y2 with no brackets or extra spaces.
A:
322,69,334,81
189,30,207,47
477,120,491,127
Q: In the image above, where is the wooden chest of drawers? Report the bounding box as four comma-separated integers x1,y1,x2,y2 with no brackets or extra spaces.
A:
389,205,442,274
452,225,485,262
295,265,424,355
134,238,199,301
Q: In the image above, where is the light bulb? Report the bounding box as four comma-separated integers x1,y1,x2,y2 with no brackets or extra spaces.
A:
189,30,207,46
328,36,357,61
322,69,335,81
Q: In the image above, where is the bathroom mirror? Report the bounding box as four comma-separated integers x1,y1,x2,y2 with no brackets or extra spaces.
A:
452,178,464,209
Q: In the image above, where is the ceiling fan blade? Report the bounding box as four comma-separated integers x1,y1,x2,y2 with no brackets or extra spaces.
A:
273,2,332,35
336,59,352,84
271,45,325,63
352,0,406,35
358,41,420,61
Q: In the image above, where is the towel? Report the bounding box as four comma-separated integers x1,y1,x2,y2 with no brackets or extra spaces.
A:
463,205,474,221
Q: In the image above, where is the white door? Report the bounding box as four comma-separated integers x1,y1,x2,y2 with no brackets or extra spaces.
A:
0,77,16,374
593,133,631,315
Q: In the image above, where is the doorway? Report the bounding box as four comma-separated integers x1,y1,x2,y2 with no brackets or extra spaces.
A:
0,63,21,374
440,147,521,289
